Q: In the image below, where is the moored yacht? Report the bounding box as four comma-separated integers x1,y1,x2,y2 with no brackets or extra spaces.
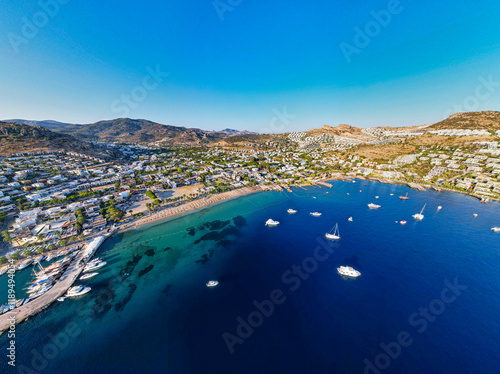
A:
80,272,99,280
325,223,340,240
337,266,361,278
206,280,219,287
368,203,381,209
83,261,107,273
66,285,91,297
265,219,280,227
287,209,297,214
413,204,426,220
310,212,322,217
399,193,409,200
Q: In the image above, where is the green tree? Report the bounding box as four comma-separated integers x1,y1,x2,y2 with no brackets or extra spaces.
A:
10,252,19,260
48,244,55,250
106,207,125,222
114,180,121,190
0,256,7,264
37,247,45,254
2,230,11,243
59,240,67,247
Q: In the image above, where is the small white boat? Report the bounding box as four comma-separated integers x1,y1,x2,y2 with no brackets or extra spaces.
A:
437,206,442,211
491,227,500,233
337,266,361,278
57,297,66,302
368,203,381,209
473,213,478,217
66,286,91,297
206,280,219,287
390,193,394,196
310,212,322,217
346,193,350,195
348,217,353,222
413,204,426,221
399,193,409,200
83,261,107,273
325,223,340,240
400,220,407,225
287,209,297,214
80,272,98,280
375,196,379,199
265,219,280,227
313,197,317,199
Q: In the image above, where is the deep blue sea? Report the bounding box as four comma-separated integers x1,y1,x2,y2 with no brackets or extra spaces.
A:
1,180,499,374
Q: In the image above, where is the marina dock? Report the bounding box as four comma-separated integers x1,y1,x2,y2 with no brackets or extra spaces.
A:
0,236,107,334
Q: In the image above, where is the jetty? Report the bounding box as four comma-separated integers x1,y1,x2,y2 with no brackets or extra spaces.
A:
407,182,426,191
0,236,107,333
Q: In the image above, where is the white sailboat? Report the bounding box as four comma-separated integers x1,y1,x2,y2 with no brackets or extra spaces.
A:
325,223,340,240
287,209,297,214
368,203,381,209
413,204,426,220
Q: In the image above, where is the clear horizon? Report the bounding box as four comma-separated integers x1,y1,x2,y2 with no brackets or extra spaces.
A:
1,0,500,132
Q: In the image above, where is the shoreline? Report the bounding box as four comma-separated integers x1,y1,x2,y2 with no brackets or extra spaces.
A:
117,185,267,234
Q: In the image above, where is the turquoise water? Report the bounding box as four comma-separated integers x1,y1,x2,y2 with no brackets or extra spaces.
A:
1,181,499,373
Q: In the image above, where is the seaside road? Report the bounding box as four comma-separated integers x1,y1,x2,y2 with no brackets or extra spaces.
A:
0,246,87,333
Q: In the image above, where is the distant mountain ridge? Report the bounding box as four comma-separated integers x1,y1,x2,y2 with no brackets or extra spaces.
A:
4,119,79,131
4,118,257,145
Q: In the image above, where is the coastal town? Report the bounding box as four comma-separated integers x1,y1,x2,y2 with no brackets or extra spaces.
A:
0,122,499,271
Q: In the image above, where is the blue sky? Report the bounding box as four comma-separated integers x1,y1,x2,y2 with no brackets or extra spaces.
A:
1,0,500,132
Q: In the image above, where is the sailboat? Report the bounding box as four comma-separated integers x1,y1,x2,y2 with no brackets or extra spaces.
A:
325,223,340,240
399,192,409,200
413,204,426,220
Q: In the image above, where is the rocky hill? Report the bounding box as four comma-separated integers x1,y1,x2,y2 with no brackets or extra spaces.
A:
54,118,228,146
0,122,120,159
428,111,500,130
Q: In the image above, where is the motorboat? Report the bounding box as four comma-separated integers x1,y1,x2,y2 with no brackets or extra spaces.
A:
265,219,280,227
473,213,478,217
287,209,297,214
375,196,379,199
18,259,34,270
400,220,407,225
491,227,500,233
57,297,66,302
206,280,219,287
66,286,91,297
437,206,442,211
325,223,340,240
83,261,107,273
368,203,381,209
337,266,361,278
348,217,353,222
413,204,426,220
399,193,409,200
310,212,322,217
80,272,99,280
